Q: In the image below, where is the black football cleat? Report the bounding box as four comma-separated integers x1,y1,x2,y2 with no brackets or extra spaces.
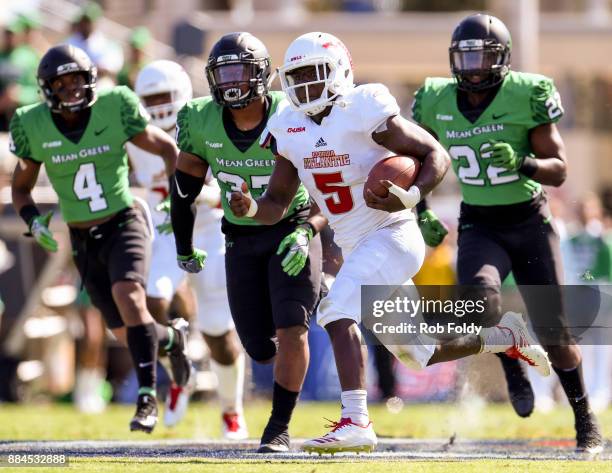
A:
257,418,290,453
167,318,192,387
575,402,604,455
497,353,534,418
130,393,158,433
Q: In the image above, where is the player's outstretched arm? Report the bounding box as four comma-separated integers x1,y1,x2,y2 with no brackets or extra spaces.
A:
171,151,208,267
372,115,450,199
229,155,301,225
129,125,179,177
525,123,567,187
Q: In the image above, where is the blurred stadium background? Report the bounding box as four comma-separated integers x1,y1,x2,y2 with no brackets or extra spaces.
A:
0,0,612,460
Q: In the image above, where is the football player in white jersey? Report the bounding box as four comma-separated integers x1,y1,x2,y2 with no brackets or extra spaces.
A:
230,32,551,453
126,60,248,439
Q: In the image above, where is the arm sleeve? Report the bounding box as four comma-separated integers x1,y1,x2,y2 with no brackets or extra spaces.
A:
118,86,149,140
530,77,564,126
360,84,400,135
8,111,36,161
170,169,205,256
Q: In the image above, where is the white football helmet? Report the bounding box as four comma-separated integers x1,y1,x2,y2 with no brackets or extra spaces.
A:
135,60,193,130
278,32,354,116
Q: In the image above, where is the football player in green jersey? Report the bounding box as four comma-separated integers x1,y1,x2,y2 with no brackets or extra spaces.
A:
170,33,324,452
10,44,191,433
412,14,602,453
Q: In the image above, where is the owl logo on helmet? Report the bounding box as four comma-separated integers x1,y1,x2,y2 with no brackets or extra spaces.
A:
135,60,193,131
278,32,354,116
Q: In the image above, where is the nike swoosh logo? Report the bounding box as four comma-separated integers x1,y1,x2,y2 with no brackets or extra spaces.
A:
138,361,154,368
174,176,188,199
492,113,508,120
94,126,108,136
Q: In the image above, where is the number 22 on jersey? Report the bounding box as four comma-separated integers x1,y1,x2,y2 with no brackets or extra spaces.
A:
449,142,519,186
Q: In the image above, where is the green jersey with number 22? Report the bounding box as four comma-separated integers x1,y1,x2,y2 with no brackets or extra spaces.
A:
176,91,309,226
412,71,564,206
9,86,149,223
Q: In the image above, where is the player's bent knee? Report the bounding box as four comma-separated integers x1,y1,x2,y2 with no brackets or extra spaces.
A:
111,280,148,323
461,285,502,327
244,338,277,364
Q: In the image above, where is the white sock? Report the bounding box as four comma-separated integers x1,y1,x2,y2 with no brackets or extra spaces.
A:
480,326,515,353
340,389,369,426
210,352,245,414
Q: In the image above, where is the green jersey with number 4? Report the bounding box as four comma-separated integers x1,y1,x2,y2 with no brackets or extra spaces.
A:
412,71,564,206
9,86,149,223
176,91,309,226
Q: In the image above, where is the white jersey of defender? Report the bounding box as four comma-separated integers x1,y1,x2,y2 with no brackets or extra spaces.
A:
266,83,414,253
126,139,221,230
126,140,232,337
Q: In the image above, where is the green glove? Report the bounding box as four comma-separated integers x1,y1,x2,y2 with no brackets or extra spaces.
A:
177,248,207,274
155,196,172,235
418,209,448,247
486,141,523,171
277,225,313,277
29,211,58,252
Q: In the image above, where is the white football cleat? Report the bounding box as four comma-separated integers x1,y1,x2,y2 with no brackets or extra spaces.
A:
222,411,249,440
498,312,551,377
302,418,377,454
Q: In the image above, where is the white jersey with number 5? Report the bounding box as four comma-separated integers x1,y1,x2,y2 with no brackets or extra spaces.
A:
266,83,414,253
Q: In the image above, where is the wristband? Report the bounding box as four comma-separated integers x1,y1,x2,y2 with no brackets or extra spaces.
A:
519,156,538,178
416,199,429,216
19,204,41,227
298,222,315,239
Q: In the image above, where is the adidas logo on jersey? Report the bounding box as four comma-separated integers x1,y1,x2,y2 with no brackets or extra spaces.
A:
436,114,454,121
206,141,223,149
315,137,327,148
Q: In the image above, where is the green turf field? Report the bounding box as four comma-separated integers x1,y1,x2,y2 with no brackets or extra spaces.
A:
1,402,610,472
0,401,610,440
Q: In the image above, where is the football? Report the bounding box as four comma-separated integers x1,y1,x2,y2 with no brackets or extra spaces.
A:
364,155,421,198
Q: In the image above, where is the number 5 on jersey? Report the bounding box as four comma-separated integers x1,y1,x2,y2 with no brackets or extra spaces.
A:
313,172,354,214
73,163,108,212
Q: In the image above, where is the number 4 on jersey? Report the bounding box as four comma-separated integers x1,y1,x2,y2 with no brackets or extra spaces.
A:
73,163,108,212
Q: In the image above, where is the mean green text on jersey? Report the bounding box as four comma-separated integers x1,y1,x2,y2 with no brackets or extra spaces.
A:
176,91,309,226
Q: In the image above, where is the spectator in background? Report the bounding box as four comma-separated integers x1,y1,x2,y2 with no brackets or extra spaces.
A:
16,12,49,55
117,27,150,89
0,20,40,130
66,2,123,81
